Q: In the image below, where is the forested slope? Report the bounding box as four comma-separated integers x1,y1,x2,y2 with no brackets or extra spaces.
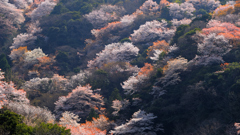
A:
1,0,240,134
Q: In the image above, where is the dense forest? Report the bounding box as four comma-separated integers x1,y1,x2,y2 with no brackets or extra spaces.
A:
1,0,240,134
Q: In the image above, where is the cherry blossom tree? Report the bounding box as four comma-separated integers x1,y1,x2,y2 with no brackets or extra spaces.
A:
81,114,113,131
201,20,240,46
31,0,56,21
0,0,25,24
22,74,69,93
0,70,29,108
122,63,154,95
10,22,42,49
147,40,169,60
186,0,220,12
12,0,33,9
9,46,28,62
100,62,140,75
67,70,91,90
171,18,192,27
110,110,160,135
87,42,139,68
60,112,109,135
156,57,188,87
213,2,235,17
190,33,232,66
90,0,161,39
54,85,104,120
0,17,17,42
139,0,160,15
85,5,126,28
7,101,55,126
130,20,175,43
60,111,80,127
111,99,130,116
151,57,188,98
169,2,196,20
23,47,47,66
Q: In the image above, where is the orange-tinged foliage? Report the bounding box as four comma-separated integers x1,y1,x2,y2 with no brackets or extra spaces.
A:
213,0,240,16
201,22,240,46
10,46,29,63
213,5,234,17
62,114,109,135
147,40,169,58
234,2,240,12
138,63,154,76
82,114,111,131
220,63,229,70
37,56,52,64
95,21,121,32
160,0,170,7
65,125,106,135
33,0,45,5
11,46,28,54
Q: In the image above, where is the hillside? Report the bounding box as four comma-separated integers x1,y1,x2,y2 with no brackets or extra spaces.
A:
1,0,240,134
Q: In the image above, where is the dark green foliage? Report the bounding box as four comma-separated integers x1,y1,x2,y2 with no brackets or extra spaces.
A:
195,9,208,15
40,12,93,50
170,18,208,60
30,91,68,112
109,88,122,102
219,0,227,5
32,122,70,135
170,24,189,46
0,54,10,71
223,49,240,63
56,51,69,63
86,69,111,97
0,110,70,135
51,3,69,15
120,38,131,43
160,7,172,21
86,108,99,121
131,49,151,67
147,63,240,134
0,110,32,135
184,28,201,36
190,13,212,23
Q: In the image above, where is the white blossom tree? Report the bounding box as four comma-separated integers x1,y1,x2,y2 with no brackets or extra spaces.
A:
190,33,232,65
87,42,139,68
110,110,160,135
130,20,175,43
186,0,220,12
90,0,160,39
156,57,188,87
111,99,130,116
152,57,188,98
31,0,56,21
122,63,154,95
171,18,192,27
12,0,33,9
67,70,91,90
169,2,196,20
60,111,80,127
22,74,69,93
0,0,25,24
23,47,47,66
0,70,29,108
10,22,42,49
7,101,55,126
54,85,104,120
139,0,160,14
85,5,126,28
